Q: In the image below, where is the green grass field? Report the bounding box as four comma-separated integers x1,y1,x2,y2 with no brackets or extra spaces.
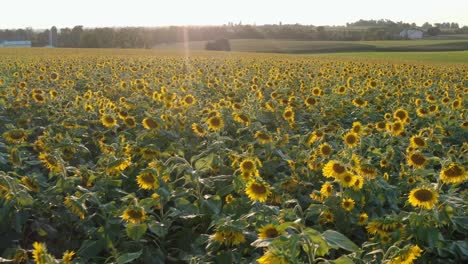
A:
153,38,468,54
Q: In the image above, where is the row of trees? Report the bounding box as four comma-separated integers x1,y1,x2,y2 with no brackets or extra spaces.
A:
1,20,467,48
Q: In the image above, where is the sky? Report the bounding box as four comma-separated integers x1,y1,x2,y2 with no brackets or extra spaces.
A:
1,0,467,29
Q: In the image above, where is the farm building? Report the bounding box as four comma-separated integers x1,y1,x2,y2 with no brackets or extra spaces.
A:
0,40,32,47
399,29,423,40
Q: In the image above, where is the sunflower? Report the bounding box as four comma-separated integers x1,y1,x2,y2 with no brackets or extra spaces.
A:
357,164,378,179
258,224,285,239
283,107,295,122
352,97,368,107
320,182,334,197
64,196,86,219
358,213,368,225
32,93,46,103
32,242,51,264
318,142,332,156
239,158,257,175
312,87,323,96
62,250,75,264
341,198,355,212
206,116,224,131
225,194,234,204
101,115,117,128
408,187,438,209
245,179,271,203
191,123,206,137
182,94,195,106
322,160,347,178
343,132,360,148
338,172,356,188
407,152,427,169
319,210,335,223
307,130,325,145
393,108,409,121
375,121,387,132
257,251,289,264
440,163,466,184
304,96,317,106
124,117,136,128
21,176,39,192
50,72,60,81
388,245,423,264
38,152,62,173
409,135,426,149
212,229,246,246
233,113,251,126
255,131,272,144
3,129,28,143
142,117,158,130
136,170,159,190
352,175,364,190
351,121,363,134
121,207,147,224
388,121,404,136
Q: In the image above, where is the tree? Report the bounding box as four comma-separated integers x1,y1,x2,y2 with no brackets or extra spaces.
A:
71,26,83,47
427,27,441,36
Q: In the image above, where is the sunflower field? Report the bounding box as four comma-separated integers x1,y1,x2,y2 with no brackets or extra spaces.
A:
0,48,467,264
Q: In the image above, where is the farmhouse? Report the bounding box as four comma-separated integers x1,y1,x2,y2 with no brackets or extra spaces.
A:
0,40,32,47
399,29,423,40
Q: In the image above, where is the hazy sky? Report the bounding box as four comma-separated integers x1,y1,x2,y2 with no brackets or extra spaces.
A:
1,0,467,29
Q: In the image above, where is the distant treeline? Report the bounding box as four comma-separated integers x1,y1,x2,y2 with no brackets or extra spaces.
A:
1,19,467,48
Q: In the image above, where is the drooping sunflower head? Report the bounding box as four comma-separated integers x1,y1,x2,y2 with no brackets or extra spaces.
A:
255,131,272,144
191,123,206,137
440,163,466,184
408,187,438,209
388,245,423,264
233,113,251,126
212,229,246,247
257,250,289,264
38,152,62,173
121,207,147,224
3,129,28,143
358,164,378,179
